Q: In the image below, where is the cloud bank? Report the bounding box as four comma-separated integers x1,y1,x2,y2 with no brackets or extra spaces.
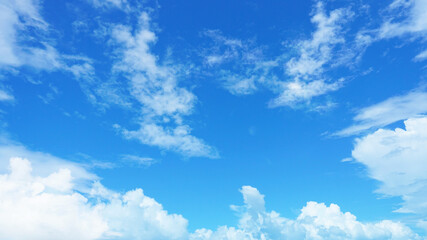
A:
0,154,421,239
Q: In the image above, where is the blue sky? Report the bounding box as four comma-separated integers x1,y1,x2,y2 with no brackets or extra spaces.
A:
0,0,427,239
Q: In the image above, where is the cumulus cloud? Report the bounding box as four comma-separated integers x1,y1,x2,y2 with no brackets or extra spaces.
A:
109,13,217,158
336,90,427,136
191,186,420,240
0,139,97,190
352,117,427,216
0,156,188,240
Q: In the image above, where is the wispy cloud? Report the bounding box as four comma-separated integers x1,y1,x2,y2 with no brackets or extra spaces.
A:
121,154,157,167
285,2,353,78
201,2,355,108
201,30,275,96
378,0,427,40
0,0,93,74
336,90,427,136
107,13,218,158
0,89,14,102
88,0,129,10
272,2,353,107
414,49,427,61
356,0,427,61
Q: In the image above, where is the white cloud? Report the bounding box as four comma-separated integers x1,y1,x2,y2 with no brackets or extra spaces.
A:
379,0,427,39
0,0,95,80
0,138,97,192
121,123,218,158
272,2,353,107
372,0,427,59
0,156,189,240
0,158,108,240
352,117,427,216
269,79,343,108
191,186,420,240
0,89,14,101
202,2,354,107
201,30,274,96
109,13,217,158
0,0,49,68
121,154,157,167
89,0,128,9
414,49,427,61
336,90,427,136
0,0,97,109
285,2,352,78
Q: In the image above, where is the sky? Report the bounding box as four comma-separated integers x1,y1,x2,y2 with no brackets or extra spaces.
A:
0,0,427,239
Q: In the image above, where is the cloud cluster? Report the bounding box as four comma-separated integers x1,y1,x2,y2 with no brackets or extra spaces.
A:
0,151,421,240
191,186,419,240
0,156,189,240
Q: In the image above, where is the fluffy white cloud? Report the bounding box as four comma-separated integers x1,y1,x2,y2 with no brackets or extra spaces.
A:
191,186,420,240
352,117,427,216
336,90,427,136
0,139,97,190
0,156,189,240
109,13,217,158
